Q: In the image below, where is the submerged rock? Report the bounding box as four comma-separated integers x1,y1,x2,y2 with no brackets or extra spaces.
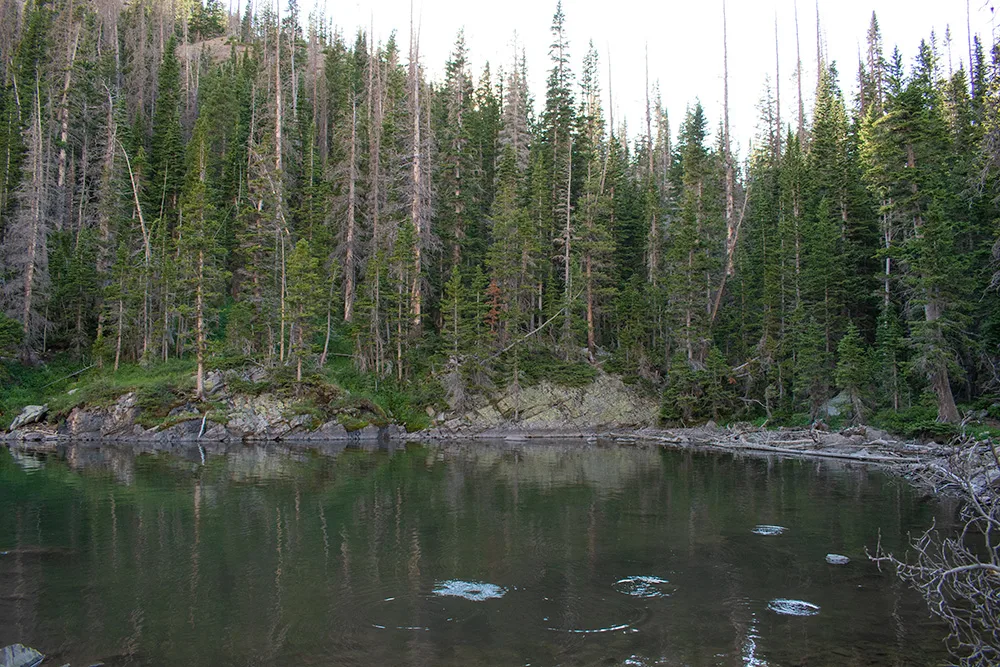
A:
752,524,786,536
767,598,820,616
825,553,850,565
0,644,44,667
432,579,507,601
613,575,673,598
9,405,48,431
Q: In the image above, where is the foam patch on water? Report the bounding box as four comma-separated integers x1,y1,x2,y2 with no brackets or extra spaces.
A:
825,553,850,565
752,525,787,536
613,575,673,598
432,579,507,601
767,598,820,616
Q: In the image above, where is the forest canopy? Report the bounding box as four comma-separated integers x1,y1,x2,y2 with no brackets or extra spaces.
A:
0,0,998,432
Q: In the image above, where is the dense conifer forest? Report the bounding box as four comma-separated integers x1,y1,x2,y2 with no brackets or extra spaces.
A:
0,0,998,433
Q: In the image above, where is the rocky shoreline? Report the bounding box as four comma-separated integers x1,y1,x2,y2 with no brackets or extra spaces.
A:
1,369,660,445
3,409,948,477
0,369,955,474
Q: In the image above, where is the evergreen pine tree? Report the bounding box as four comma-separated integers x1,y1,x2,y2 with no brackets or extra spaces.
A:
834,323,870,422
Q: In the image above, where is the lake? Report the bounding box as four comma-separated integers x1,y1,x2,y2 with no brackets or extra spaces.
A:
0,440,952,666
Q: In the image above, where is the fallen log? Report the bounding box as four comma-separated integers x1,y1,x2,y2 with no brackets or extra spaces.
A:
733,439,922,464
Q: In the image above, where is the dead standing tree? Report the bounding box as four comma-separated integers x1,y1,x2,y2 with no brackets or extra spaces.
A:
871,436,1000,666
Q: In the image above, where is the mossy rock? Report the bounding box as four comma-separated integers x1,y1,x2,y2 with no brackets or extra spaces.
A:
337,414,370,432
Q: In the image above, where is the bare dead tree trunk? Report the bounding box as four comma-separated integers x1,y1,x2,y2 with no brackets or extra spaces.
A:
21,77,45,344
196,248,205,399
320,267,335,367
562,135,573,357
194,134,208,399
369,31,381,249
815,0,823,89
645,45,657,284
795,1,805,140
279,229,287,362
56,18,81,231
967,0,974,96
711,188,751,325
722,0,735,278
585,253,595,362
343,96,357,322
883,209,892,307
117,140,151,355
296,320,303,383
775,14,781,158
274,0,287,363
366,35,386,375
409,16,422,326
114,285,123,371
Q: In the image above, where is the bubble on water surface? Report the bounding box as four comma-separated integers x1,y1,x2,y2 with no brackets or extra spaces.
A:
767,598,820,616
752,525,786,536
432,579,507,601
613,575,673,598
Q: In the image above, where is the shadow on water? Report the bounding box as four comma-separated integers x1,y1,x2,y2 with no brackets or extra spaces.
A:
0,439,955,666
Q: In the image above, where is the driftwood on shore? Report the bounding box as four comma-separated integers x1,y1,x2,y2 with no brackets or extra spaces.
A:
612,423,949,468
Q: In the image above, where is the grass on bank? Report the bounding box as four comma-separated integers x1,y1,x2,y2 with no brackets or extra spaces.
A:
0,338,443,433
0,358,199,430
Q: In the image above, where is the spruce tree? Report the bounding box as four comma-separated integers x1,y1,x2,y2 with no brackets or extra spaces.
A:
148,36,184,222
834,323,870,422
178,119,227,398
286,239,324,385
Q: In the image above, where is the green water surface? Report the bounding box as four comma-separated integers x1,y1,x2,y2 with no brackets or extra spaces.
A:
0,441,952,666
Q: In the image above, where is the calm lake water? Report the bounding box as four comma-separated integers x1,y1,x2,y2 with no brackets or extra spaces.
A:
0,440,952,666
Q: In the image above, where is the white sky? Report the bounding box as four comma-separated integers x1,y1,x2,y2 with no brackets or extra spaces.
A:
307,0,996,152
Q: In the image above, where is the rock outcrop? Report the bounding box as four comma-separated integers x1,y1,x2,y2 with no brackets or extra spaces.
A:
3,367,662,443
6,387,401,444
427,373,659,438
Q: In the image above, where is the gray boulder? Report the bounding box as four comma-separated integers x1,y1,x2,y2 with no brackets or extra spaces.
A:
315,421,349,439
864,427,892,442
820,390,851,418
204,370,225,395
9,405,48,431
0,644,44,667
